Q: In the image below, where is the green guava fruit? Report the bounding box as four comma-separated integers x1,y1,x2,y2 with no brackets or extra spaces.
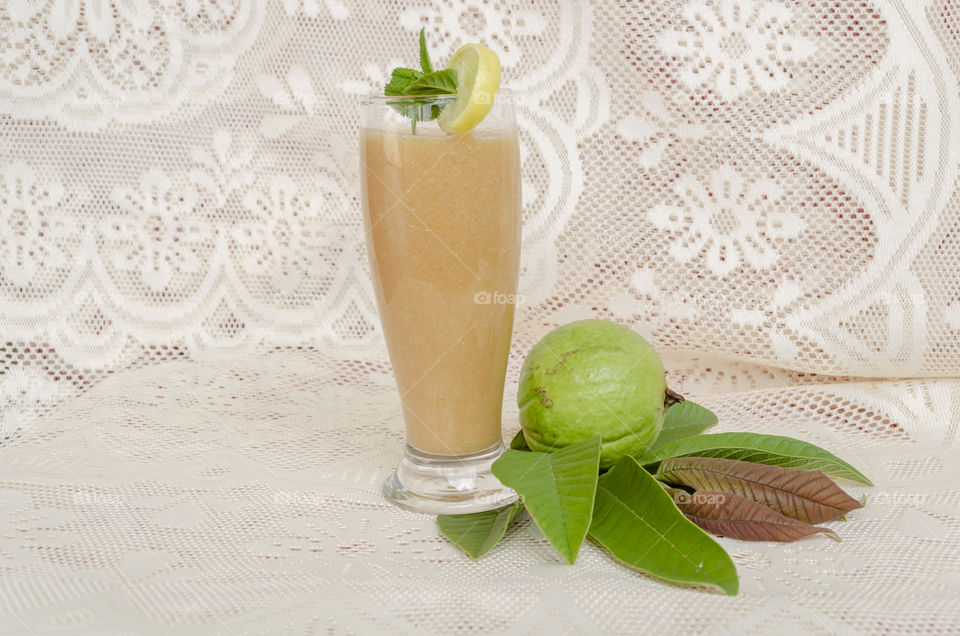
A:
517,319,666,469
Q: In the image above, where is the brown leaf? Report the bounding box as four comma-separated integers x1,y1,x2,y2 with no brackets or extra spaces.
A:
656,456,863,524
670,489,840,542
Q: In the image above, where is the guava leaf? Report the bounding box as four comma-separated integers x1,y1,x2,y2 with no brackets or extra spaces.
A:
590,457,739,596
656,457,863,524
636,432,872,485
509,430,530,451
437,500,524,560
645,400,718,455
669,488,841,542
491,437,601,564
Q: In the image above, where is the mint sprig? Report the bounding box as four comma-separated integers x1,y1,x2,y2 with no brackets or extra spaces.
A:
384,28,457,132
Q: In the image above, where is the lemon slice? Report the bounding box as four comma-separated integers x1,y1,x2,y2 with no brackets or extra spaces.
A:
437,43,501,134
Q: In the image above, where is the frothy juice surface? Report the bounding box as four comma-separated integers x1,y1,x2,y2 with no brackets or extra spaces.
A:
362,129,521,455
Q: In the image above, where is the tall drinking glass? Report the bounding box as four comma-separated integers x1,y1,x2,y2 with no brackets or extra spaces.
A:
360,91,521,514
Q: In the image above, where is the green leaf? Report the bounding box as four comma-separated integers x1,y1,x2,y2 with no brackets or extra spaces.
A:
636,432,872,486
590,457,739,596
403,69,458,95
384,67,421,96
492,437,601,564
382,30,456,133
646,401,718,455
437,500,523,560
509,430,530,451
418,27,433,74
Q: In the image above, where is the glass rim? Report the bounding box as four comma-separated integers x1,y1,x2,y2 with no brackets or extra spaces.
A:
359,87,513,106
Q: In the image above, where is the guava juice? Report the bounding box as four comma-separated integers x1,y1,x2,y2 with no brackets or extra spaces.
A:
361,128,521,456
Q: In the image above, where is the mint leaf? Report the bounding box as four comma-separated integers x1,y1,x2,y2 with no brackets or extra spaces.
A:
492,437,600,564
403,69,458,95
419,27,433,74
437,500,523,560
636,432,873,485
645,401,718,455
590,456,739,596
384,67,421,96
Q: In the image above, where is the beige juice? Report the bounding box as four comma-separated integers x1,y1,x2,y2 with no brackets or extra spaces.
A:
361,129,521,456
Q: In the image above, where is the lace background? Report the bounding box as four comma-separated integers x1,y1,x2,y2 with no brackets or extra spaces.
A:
1,0,959,632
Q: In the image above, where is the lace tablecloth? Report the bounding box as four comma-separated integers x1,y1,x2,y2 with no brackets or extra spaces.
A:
3,0,960,632
2,351,958,633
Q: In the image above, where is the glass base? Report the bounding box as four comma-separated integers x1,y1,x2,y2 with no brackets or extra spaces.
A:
383,442,518,515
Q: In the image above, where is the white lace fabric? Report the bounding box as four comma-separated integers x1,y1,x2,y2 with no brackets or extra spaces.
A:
2,1,960,632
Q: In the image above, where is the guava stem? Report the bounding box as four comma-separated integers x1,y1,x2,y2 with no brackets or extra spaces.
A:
664,386,685,408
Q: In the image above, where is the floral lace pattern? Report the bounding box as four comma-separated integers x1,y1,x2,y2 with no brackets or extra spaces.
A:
0,0,265,130
0,163,78,289
400,0,547,67
614,92,707,169
1,0,960,631
649,168,805,275
235,175,331,295
103,170,212,293
658,0,817,101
